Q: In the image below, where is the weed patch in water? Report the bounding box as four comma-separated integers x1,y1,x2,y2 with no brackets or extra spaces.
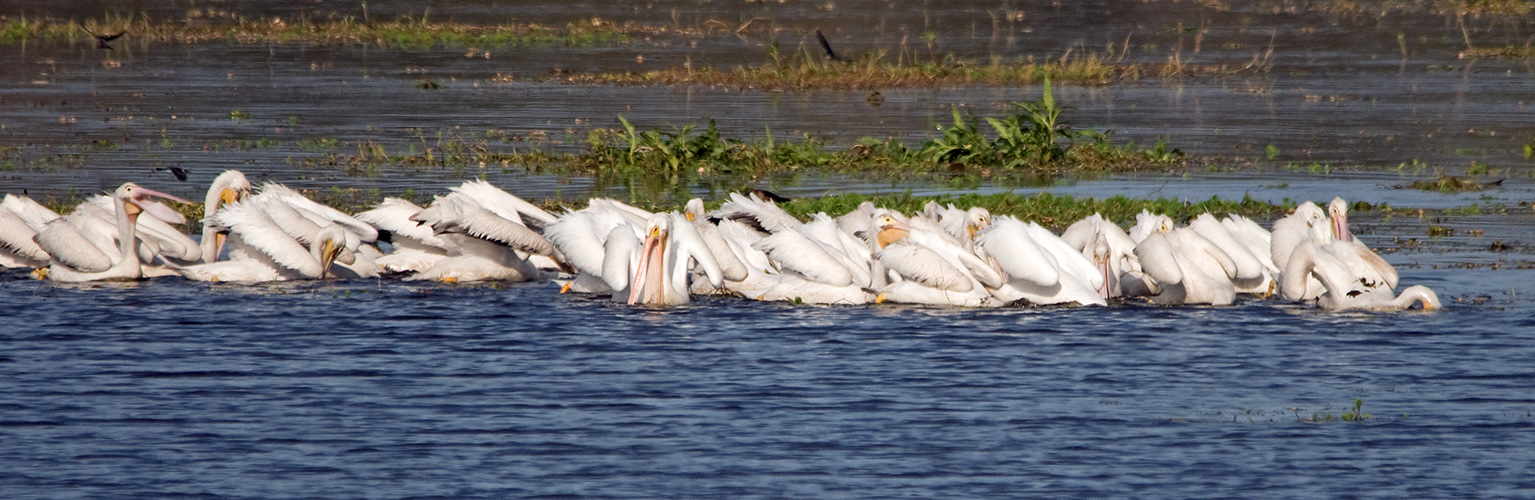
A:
777,191,1291,230
0,13,639,49
1405,174,1500,192
563,42,1269,90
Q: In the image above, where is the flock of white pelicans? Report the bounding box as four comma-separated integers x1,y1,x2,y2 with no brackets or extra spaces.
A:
0,170,1441,312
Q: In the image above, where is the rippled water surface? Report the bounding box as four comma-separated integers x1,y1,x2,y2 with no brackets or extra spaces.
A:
5,1,1535,497
3,260,1534,499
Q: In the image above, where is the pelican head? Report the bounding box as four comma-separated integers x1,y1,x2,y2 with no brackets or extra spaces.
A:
204,170,252,261
1293,202,1332,242
629,214,672,305
1092,235,1113,299
313,224,353,279
965,207,992,239
118,183,192,225
683,198,706,223
873,213,912,249
1327,197,1352,242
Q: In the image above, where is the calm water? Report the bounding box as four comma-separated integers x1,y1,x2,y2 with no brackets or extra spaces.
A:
2,260,1533,498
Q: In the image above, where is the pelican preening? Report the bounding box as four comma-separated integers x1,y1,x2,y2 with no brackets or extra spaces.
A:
2,174,1439,313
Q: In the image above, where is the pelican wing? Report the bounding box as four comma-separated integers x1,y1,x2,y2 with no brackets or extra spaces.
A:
1135,233,1184,286
753,229,851,286
877,240,973,292
0,209,49,262
1175,229,1239,280
2,194,61,231
448,206,556,256
587,198,652,226
356,198,448,249
670,213,724,288
35,217,114,272
601,225,641,292
1026,222,1105,291
694,220,748,282
1223,215,1276,273
716,219,773,273
1060,214,1102,251
258,183,379,242
713,192,801,233
1189,214,1263,280
975,219,1059,287
799,214,871,287
545,212,608,276
1338,242,1400,290
453,180,559,231
215,203,322,277
136,215,203,262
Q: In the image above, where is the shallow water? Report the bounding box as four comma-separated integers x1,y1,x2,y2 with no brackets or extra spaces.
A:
3,1,1534,198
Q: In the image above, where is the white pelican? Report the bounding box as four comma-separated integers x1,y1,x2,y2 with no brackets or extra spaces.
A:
750,211,877,305
976,216,1107,306
1061,213,1147,298
1275,198,1425,310
1221,214,1277,276
405,181,561,282
622,212,723,305
870,213,1001,307
0,194,59,268
682,198,750,293
176,199,361,282
1188,213,1271,295
1132,213,1239,305
198,170,253,262
545,198,652,294
34,183,190,282
356,197,451,274
1281,241,1439,311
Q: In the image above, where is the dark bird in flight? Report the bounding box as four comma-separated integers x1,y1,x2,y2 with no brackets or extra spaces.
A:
85,29,126,50
154,167,190,181
815,29,842,62
750,188,791,203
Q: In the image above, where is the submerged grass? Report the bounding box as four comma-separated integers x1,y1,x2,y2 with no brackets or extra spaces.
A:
1407,174,1500,192
564,42,1270,89
0,13,641,49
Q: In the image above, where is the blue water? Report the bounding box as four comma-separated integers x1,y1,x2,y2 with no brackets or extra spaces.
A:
3,265,1532,499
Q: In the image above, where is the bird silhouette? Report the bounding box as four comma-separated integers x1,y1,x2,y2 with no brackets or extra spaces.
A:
84,28,126,50
154,167,190,181
815,29,842,62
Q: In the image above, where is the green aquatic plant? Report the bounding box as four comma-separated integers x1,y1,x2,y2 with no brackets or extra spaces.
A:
777,191,1289,230
1408,174,1494,192
565,40,1269,90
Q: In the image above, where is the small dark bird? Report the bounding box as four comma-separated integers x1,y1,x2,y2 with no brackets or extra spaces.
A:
750,188,791,203
85,29,126,50
154,167,190,181
815,29,842,62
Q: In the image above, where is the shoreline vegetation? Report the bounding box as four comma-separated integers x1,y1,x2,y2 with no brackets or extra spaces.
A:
9,79,1204,207
0,15,1270,87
